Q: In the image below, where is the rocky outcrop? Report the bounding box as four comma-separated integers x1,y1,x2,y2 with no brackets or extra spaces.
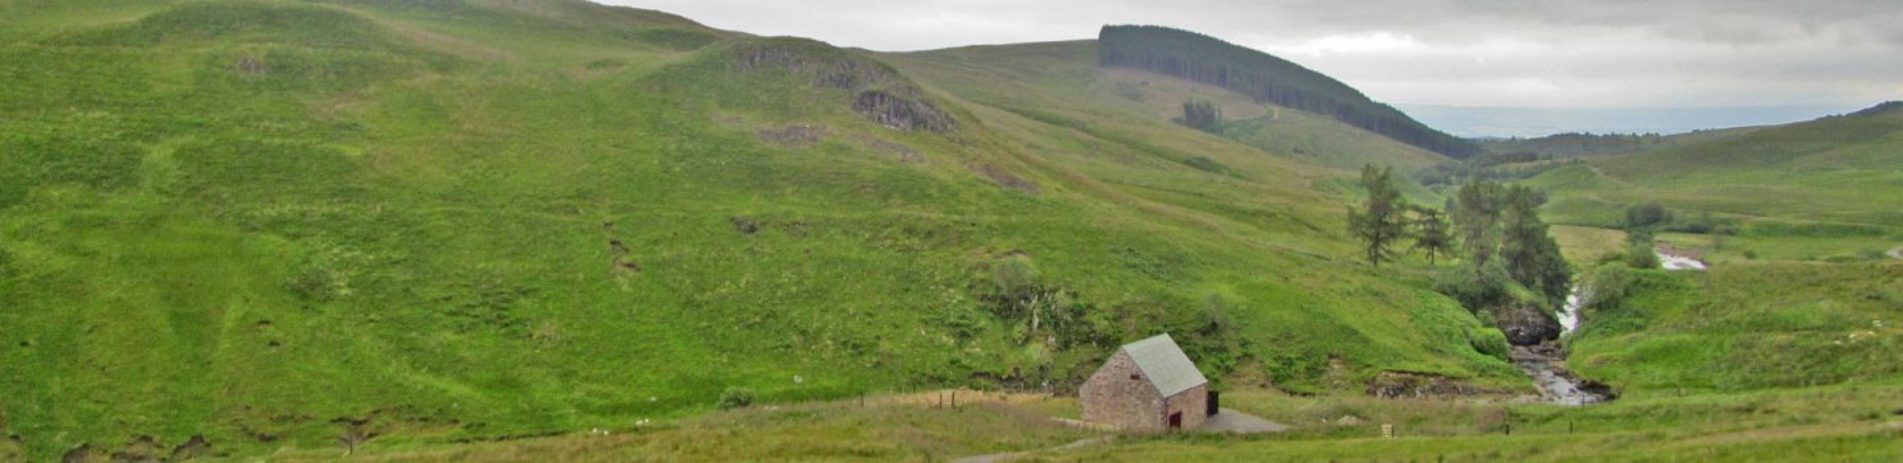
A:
1495,304,1561,346
1365,372,1483,399
853,89,954,133
730,39,955,134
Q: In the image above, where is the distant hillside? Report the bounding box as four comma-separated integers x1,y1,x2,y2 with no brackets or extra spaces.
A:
1400,104,1859,139
1097,25,1482,159
888,42,1448,170
1479,128,1760,159
1530,101,1903,255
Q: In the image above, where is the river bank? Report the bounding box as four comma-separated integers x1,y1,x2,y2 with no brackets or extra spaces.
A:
1510,283,1613,406
1517,248,1713,405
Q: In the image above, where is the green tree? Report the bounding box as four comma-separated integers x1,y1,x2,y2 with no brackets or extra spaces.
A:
1500,185,1571,302
1452,181,1505,271
1347,165,1410,267
1181,99,1223,134
1411,205,1454,266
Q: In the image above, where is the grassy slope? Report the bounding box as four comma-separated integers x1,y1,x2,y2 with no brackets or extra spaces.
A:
887,41,1448,171
1570,264,1903,394
0,1,1510,458
1532,105,1903,396
1529,110,1903,261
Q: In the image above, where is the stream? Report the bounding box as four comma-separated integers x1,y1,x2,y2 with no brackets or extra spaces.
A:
1515,248,1710,405
1512,284,1610,406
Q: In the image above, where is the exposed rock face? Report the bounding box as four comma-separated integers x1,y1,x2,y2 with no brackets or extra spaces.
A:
853,90,955,133
755,124,825,147
731,39,955,134
1496,304,1561,346
1365,372,1482,399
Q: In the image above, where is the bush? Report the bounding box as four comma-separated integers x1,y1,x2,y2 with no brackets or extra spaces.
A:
1622,232,1660,269
1469,327,1511,360
1585,265,1635,310
1624,242,1660,269
1434,260,1513,313
1624,202,1671,230
717,387,755,410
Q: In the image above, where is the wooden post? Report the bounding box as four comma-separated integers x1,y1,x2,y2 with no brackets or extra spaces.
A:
951,390,957,409
1382,424,1394,439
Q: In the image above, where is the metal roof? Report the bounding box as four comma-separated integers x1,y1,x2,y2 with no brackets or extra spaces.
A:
1121,334,1208,397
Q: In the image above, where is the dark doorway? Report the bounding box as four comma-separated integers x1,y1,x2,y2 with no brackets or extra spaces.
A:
1168,411,1184,429
1207,391,1220,416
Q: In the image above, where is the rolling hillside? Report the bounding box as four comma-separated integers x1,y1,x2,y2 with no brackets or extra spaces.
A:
1098,25,1483,159
0,0,1510,459
1529,103,1903,261
884,40,1451,171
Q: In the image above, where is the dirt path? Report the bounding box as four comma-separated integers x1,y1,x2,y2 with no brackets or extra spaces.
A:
1202,408,1290,433
1889,247,1902,260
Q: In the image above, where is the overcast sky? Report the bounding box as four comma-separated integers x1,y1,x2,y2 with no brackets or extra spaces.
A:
600,0,1898,116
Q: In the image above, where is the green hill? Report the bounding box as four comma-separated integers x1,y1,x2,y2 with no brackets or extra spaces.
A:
0,1,1512,459
1097,25,1483,159
1528,103,1903,261
884,40,1450,171
1477,128,1761,160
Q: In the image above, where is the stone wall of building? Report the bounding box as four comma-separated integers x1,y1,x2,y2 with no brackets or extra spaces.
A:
1079,351,1164,432
1161,383,1209,430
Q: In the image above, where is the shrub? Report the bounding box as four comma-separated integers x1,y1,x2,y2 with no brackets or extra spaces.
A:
717,387,755,410
1434,260,1513,313
1624,242,1660,269
1624,202,1671,230
1662,212,1737,235
1469,327,1511,360
1622,232,1660,269
1585,265,1634,310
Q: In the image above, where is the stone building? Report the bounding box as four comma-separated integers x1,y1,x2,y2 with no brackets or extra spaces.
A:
1079,334,1210,432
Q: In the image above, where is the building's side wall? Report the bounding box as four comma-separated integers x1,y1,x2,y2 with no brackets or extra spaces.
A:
1162,383,1210,430
1079,351,1164,432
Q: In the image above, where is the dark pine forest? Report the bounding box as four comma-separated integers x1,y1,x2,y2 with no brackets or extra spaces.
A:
1099,25,1483,159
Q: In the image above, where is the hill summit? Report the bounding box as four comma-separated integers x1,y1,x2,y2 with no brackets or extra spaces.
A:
1097,25,1482,159
1847,100,1903,118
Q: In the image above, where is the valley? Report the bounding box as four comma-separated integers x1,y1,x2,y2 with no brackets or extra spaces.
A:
0,1,1898,461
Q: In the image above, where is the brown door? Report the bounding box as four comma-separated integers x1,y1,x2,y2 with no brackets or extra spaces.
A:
1169,411,1183,429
